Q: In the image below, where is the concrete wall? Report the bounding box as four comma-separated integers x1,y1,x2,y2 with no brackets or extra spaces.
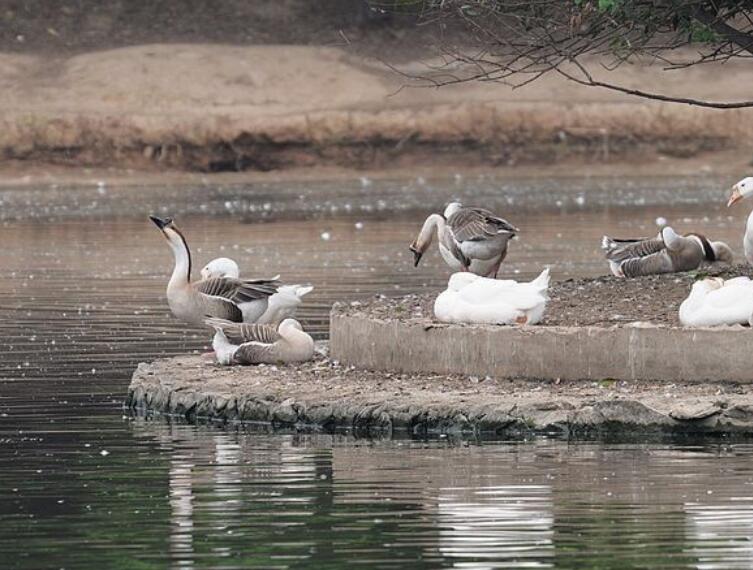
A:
330,314,753,382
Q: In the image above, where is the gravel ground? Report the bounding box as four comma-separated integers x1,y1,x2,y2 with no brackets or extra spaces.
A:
341,263,753,328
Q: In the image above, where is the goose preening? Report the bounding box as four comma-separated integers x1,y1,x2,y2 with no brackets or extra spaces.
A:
727,176,753,264
200,257,314,325
602,226,732,278
149,216,279,325
679,276,753,327
434,268,550,325
206,317,315,365
410,202,519,278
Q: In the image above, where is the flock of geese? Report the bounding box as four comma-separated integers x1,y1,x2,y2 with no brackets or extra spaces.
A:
151,176,753,366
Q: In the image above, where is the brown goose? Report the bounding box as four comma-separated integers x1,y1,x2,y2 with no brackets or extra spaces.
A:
602,226,733,278
409,202,518,278
149,216,279,325
206,317,314,365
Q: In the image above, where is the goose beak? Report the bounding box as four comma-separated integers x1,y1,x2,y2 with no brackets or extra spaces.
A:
409,245,423,267
149,215,172,230
727,187,743,208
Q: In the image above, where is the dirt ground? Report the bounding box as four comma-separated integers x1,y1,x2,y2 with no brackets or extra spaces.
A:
348,263,753,328
0,1,752,174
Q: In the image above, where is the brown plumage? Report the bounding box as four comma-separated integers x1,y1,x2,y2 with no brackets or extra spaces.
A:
602,226,733,278
150,215,279,325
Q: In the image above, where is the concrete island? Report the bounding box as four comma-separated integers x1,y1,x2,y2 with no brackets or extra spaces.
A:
128,268,753,437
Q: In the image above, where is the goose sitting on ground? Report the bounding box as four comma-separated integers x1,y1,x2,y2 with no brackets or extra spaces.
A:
205,317,314,365
602,226,732,278
727,176,753,264
410,202,519,278
679,276,753,327
200,257,314,325
149,216,279,325
434,268,550,325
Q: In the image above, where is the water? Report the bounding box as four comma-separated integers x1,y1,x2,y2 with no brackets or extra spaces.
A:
1,174,752,568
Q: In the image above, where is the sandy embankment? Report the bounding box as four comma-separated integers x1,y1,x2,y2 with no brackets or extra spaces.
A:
1,43,753,173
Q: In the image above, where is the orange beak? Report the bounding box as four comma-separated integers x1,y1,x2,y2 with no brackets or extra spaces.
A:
728,187,743,207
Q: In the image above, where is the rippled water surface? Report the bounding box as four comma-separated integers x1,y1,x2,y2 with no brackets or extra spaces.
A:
2,174,753,569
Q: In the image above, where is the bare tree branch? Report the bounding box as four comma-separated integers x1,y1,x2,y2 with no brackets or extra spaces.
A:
374,0,753,108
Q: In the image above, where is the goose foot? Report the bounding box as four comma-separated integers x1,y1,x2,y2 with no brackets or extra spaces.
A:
515,315,528,325
201,351,216,361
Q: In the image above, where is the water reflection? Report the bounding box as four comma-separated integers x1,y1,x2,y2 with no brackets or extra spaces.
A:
437,485,554,568
169,456,195,568
686,502,753,569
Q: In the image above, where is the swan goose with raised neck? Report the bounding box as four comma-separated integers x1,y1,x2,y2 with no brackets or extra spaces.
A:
410,201,519,278
149,216,279,326
727,176,753,264
434,268,550,325
206,317,314,365
679,276,753,327
200,257,314,325
602,226,732,278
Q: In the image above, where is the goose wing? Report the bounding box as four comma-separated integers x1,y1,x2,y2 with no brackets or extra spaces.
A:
448,207,518,242
205,317,282,344
196,277,279,304
603,236,665,263
232,341,279,365
194,277,279,322
618,251,673,277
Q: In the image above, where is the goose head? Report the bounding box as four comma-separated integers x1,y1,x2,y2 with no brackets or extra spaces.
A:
150,215,183,244
279,319,304,333
447,272,479,292
691,277,724,296
727,177,753,207
443,201,462,218
660,226,681,248
710,241,734,263
201,257,240,280
409,213,445,267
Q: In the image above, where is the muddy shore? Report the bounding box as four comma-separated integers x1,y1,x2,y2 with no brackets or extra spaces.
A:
127,352,753,436
1,42,752,173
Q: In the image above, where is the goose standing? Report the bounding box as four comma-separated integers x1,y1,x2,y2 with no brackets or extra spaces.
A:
434,268,550,325
200,257,314,325
410,202,518,278
206,317,314,365
679,276,753,327
149,216,279,325
602,226,732,278
727,176,753,264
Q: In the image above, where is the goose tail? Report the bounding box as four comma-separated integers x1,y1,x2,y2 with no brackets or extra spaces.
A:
529,268,551,294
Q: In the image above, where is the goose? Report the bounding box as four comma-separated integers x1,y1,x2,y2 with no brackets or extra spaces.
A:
410,202,518,278
434,268,550,325
200,257,314,325
679,276,753,327
727,176,753,264
205,317,315,365
149,216,279,326
602,226,733,278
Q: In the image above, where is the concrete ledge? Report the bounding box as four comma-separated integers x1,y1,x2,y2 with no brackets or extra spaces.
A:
127,355,753,437
330,312,753,383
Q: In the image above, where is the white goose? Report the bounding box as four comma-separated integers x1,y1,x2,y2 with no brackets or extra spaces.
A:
410,202,518,278
206,317,315,365
434,268,550,325
149,216,279,326
679,276,753,327
727,176,753,264
200,257,313,325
